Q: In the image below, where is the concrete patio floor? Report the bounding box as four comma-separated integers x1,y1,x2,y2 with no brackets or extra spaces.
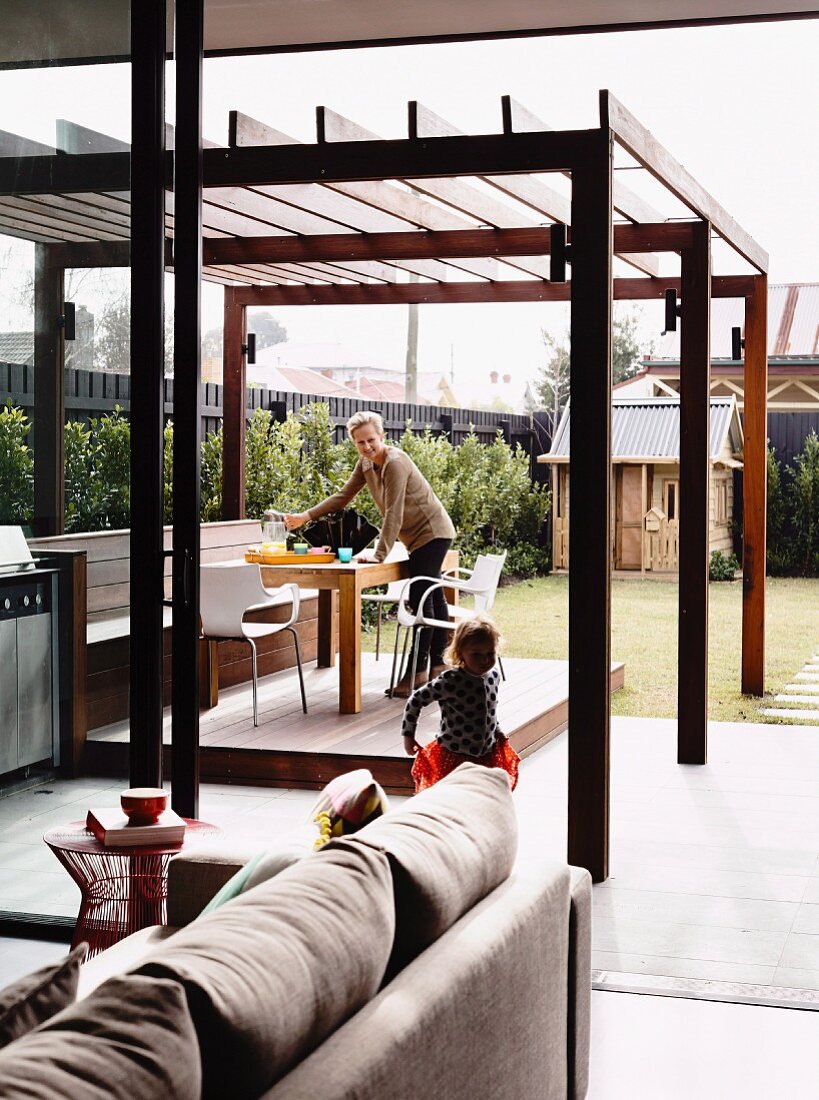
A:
1,715,818,1007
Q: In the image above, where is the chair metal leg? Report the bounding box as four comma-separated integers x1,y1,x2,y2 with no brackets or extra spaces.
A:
248,637,259,727
498,654,506,681
408,626,421,689
287,626,308,714
389,624,408,697
375,604,382,661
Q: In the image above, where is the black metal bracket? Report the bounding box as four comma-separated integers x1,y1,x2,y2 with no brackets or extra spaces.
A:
60,302,76,341
662,289,681,335
731,326,745,361
241,332,256,364
550,223,571,283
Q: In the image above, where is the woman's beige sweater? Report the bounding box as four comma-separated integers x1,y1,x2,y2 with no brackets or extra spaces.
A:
306,447,454,562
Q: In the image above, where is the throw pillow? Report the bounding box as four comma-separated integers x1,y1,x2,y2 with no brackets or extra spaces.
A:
308,768,390,848
136,840,395,1099
0,974,201,1099
338,762,518,979
0,942,87,1049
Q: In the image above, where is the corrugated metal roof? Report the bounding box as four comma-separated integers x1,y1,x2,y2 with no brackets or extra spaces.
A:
0,332,34,366
653,283,819,359
545,396,741,460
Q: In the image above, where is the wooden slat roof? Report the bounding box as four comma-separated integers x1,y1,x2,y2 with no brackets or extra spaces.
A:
0,93,767,289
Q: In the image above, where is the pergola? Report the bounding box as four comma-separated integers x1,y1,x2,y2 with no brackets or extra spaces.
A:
0,78,767,882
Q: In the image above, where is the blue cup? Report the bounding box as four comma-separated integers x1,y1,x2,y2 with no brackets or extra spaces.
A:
337,547,353,563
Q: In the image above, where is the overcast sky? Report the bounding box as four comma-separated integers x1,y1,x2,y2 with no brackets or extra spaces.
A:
1,18,817,397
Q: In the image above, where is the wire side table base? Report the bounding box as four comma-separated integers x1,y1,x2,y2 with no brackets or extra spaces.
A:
44,820,220,958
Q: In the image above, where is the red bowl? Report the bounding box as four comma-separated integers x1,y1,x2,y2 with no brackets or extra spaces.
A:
121,787,168,824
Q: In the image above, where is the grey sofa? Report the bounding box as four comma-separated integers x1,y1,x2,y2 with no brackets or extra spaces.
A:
0,766,591,1099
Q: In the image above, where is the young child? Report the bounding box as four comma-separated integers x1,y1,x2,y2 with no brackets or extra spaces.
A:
401,614,520,792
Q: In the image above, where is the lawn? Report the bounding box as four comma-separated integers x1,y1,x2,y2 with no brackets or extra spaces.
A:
361,575,819,723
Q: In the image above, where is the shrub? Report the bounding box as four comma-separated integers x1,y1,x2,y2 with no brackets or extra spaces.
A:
64,419,97,532
767,432,819,577
0,397,550,579
397,423,550,578
200,425,223,522
766,443,790,575
93,408,131,529
0,401,33,525
64,409,131,532
788,430,819,577
709,549,740,581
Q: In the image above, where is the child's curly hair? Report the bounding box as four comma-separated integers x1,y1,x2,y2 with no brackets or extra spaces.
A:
444,614,502,669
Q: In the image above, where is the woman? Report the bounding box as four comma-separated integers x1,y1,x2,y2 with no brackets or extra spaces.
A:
284,410,455,697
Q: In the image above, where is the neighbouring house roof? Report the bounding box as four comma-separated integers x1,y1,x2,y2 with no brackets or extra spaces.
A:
538,396,743,464
254,341,377,372
653,282,819,359
0,331,34,366
246,362,363,398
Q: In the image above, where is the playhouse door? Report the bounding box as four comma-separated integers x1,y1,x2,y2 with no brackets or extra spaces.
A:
617,466,644,569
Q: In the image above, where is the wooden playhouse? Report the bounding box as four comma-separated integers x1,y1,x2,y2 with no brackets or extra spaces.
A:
539,396,744,572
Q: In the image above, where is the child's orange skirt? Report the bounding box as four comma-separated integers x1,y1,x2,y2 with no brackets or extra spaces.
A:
411,734,520,793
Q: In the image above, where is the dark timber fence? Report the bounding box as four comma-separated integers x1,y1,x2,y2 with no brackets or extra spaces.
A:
767,411,819,469
0,365,553,480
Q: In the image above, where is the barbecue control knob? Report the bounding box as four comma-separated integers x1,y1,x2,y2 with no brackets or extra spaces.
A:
22,595,30,608
3,598,9,611
35,593,42,607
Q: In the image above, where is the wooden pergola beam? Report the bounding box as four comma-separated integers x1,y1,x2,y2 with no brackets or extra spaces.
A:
32,245,64,537
677,221,711,765
741,274,768,695
601,91,768,274
222,288,246,520
227,275,756,308
203,130,600,189
202,222,694,267
567,134,613,884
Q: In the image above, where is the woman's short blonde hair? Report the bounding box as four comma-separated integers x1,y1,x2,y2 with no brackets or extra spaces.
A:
444,614,502,668
346,409,384,438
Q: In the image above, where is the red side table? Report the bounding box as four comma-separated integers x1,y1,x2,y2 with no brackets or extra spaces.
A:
44,819,221,958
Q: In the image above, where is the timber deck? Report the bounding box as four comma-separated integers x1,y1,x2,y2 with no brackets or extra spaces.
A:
86,655,625,791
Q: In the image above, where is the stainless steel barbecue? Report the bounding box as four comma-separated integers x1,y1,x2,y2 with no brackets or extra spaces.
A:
0,527,60,780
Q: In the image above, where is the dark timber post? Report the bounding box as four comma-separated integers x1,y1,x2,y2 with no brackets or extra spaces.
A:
741,275,767,695
172,0,203,817
677,220,711,764
222,287,246,519
567,133,613,883
129,0,167,788
33,245,64,536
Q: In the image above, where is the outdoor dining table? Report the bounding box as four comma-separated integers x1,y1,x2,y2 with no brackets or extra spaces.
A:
261,549,459,714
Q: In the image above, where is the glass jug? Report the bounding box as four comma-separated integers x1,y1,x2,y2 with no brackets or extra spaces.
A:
262,511,287,553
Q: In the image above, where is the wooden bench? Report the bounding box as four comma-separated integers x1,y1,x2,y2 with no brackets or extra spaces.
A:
28,521,320,766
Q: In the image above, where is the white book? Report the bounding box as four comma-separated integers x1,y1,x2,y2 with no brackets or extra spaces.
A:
86,806,187,847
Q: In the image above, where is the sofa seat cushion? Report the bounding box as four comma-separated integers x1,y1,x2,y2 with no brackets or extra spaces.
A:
341,762,518,978
0,975,201,1099
136,839,395,1100
0,944,87,1048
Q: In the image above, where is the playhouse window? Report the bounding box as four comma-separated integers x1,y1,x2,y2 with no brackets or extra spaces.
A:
664,480,679,521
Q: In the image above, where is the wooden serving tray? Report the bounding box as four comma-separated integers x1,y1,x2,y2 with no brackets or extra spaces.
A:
245,550,337,565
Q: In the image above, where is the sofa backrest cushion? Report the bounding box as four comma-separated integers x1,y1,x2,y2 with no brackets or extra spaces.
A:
135,839,395,1099
0,975,201,1099
0,943,86,1048
340,762,518,978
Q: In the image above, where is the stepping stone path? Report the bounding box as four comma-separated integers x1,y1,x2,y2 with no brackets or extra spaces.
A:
761,648,819,723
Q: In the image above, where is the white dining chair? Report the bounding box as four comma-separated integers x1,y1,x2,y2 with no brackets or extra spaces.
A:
388,550,508,696
200,562,307,726
361,541,409,660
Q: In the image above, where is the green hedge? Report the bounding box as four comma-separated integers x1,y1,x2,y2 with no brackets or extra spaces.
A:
767,431,819,577
0,400,551,576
